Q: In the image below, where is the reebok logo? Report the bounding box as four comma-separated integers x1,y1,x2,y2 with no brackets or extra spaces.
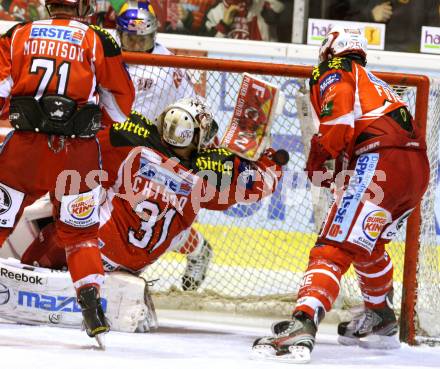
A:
0,268,43,285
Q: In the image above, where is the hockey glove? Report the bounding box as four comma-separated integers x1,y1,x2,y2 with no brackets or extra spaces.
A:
255,148,285,175
305,134,333,188
246,148,284,194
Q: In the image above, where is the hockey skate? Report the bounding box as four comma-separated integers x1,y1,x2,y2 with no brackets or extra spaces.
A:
77,286,110,349
182,240,213,291
337,303,400,349
252,311,317,363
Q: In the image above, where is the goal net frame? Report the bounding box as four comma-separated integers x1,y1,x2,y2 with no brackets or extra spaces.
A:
122,52,433,346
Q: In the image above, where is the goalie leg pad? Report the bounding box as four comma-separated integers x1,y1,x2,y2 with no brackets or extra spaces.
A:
0,257,157,333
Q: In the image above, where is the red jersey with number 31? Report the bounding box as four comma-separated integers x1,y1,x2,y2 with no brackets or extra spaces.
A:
95,118,281,273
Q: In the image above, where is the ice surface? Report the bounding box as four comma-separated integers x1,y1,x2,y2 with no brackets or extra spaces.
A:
0,309,439,369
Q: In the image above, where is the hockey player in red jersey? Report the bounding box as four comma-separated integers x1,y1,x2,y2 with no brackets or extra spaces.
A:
253,26,430,363
20,97,283,287
0,0,134,344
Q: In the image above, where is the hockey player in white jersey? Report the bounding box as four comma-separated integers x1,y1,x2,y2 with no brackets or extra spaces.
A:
115,0,211,292
117,0,195,118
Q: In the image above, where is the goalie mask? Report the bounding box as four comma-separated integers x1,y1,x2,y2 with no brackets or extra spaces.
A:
318,26,368,64
117,0,157,52
45,0,96,18
158,97,218,152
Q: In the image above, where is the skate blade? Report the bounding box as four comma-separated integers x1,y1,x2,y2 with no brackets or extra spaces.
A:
359,334,401,350
94,333,106,350
338,335,361,346
252,344,311,364
338,333,400,350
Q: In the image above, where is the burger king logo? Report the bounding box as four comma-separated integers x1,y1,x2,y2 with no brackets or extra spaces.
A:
362,210,388,241
68,194,95,221
0,186,12,216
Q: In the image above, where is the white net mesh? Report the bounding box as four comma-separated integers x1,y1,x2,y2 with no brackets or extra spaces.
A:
414,78,440,342
126,57,440,340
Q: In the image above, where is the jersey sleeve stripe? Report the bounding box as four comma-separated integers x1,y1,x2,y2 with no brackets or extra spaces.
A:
0,76,13,98
354,65,363,118
357,101,394,120
320,111,355,127
97,85,129,123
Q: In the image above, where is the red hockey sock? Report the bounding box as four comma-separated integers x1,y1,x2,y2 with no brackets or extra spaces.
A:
294,245,352,319
65,240,104,293
353,244,393,309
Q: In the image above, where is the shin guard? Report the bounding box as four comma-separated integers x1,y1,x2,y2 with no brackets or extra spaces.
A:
65,240,104,292
295,245,352,318
353,244,393,309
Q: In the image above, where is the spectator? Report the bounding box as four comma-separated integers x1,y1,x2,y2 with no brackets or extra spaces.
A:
321,0,351,20
0,0,45,21
91,0,118,28
205,0,285,41
276,0,292,42
343,0,440,52
163,0,219,36
88,0,294,41
308,0,324,19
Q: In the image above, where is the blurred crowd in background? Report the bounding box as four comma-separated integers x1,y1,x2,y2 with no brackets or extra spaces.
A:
1,0,439,53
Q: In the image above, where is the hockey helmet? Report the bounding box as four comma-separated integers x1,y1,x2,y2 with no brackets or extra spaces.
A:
45,0,96,18
158,97,218,152
117,0,157,51
318,26,368,64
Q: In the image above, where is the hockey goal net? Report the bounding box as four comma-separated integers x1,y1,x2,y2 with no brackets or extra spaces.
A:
123,52,440,345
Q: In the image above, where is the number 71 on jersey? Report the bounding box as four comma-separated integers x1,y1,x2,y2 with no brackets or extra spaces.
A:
220,73,284,161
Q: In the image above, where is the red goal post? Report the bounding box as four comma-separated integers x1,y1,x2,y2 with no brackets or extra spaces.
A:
122,52,438,346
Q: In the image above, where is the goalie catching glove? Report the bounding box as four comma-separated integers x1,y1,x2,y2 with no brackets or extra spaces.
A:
221,73,283,161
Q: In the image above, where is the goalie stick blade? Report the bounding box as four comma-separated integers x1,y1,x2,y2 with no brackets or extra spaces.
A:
94,333,106,350
252,344,311,364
